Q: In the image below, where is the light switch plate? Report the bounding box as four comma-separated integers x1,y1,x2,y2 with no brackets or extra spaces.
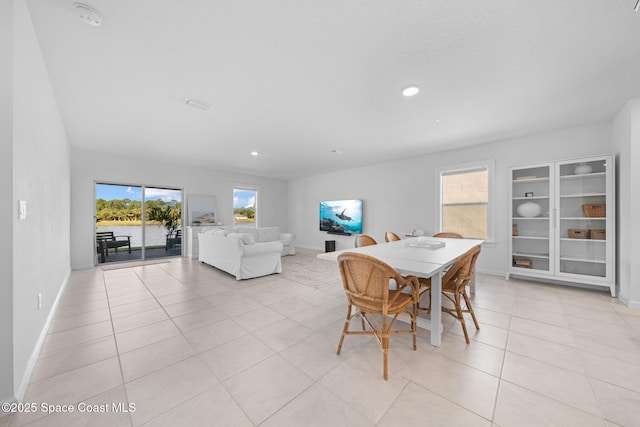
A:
19,200,27,220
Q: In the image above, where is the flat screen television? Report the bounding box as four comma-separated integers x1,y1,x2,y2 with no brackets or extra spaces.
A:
319,199,363,235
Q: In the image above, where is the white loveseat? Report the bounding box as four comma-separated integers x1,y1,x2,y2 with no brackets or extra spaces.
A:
198,226,293,280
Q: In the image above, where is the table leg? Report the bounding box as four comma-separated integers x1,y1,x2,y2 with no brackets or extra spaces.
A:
430,271,443,347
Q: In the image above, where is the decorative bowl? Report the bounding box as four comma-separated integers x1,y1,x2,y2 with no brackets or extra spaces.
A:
517,202,541,218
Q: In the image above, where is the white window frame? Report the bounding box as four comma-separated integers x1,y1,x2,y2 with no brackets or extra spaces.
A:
435,158,495,243
233,185,259,227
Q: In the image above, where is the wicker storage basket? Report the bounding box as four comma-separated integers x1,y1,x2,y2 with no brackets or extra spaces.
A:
589,229,606,240
513,256,532,268
582,203,605,218
568,229,589,239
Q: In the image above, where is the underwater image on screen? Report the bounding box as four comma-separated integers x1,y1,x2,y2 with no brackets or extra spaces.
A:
319,199,363,234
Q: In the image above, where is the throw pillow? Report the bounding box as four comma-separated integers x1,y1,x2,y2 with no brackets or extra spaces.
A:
239,233,255,245
227,232,255,245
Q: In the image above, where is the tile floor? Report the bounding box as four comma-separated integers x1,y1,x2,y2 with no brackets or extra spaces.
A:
2,254,640,426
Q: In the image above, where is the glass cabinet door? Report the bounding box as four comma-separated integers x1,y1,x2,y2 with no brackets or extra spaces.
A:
557,159,608,278
511,165,552,274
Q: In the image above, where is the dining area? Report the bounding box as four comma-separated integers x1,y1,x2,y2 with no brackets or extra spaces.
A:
318,231,483,379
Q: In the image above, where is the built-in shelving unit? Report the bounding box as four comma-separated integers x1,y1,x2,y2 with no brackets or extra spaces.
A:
508,155,615,296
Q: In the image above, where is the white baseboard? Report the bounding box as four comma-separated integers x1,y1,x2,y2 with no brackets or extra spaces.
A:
71,262,95,270
475,268,507,278
618,295,640,309
14,269,71,402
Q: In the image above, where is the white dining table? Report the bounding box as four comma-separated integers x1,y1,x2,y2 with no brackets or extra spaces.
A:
317,236,483,346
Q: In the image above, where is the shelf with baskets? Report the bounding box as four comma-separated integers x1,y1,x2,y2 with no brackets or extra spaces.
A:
508,155,614,296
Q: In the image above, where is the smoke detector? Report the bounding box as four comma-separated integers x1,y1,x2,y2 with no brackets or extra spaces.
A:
74,3,103,27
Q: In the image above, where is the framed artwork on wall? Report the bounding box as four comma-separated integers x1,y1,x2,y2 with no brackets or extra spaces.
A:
187,194,218,225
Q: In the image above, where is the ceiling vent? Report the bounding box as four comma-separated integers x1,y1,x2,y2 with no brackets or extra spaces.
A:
74,3,103,26
185,99,210,110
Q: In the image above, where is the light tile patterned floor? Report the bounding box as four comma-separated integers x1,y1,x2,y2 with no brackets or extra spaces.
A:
3,253,640,426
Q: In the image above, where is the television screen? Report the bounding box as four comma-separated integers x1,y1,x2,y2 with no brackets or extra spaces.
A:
319,199,363,234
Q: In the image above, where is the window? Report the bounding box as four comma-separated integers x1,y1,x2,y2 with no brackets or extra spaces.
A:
233,187,258,226
437,160,494,241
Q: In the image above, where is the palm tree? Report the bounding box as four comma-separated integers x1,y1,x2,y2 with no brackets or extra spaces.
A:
148,206,181,234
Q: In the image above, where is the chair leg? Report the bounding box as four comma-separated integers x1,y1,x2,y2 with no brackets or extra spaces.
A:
418,285,431,313
337,305,353,355
417,280,432,314
455,292,470,344
382,316,389,380
462,290,480,330
383,345,389,381
412,301,417,351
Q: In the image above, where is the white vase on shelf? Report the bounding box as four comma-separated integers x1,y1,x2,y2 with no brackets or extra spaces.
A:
574,163,593,174
517,202,541,218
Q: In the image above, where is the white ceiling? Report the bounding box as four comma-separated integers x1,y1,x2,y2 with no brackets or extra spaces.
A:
26,0,640,180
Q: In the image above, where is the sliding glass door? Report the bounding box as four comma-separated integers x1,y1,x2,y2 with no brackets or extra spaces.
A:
95,183,182,264
144,187,182,259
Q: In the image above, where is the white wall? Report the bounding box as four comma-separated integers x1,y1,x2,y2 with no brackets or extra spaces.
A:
0,0,14,408
11,0,71,402
612,99,640,307
289,123,612,277
70,149,289,269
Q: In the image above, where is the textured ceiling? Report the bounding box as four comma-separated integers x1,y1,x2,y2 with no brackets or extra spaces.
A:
26,0,640,179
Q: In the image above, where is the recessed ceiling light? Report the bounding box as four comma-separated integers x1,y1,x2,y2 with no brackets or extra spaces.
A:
74,3,103,27
330,149,343,154
402,86,420,97
250,151,259,156
185,99,210,110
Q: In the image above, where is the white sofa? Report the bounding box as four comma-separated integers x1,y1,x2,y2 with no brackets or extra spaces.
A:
232,226,296,256
198,229,283,280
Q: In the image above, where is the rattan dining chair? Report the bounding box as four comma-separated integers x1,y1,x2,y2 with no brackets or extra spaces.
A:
384,231,401,242
416,232,464,309
355,234,377,247
433,232,464,238
337,252,420,380
417,245,481,343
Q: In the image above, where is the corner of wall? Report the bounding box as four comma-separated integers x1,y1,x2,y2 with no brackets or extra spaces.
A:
0,0,14,407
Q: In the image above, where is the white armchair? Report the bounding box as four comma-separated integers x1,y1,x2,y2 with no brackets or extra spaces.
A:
278,232,296,256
